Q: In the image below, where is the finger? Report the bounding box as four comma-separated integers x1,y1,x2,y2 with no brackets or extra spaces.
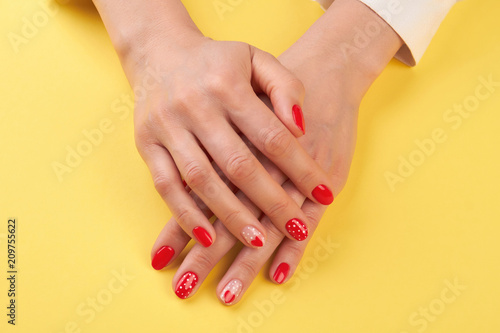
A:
170,163,281,299
172,220,238,299
138,141,216,248
150,216,191,270
269,187,328,285
250,47,306,136
155,129,267,248
150,181,217,270
196,121,312,242
216,180,307,305
151,159,239,270
227,90,335,207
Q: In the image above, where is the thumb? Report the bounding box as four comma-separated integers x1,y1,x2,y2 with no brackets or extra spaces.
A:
249,46,306,137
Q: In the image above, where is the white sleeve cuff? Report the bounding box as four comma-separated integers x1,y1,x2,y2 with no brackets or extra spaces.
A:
312,0,459,66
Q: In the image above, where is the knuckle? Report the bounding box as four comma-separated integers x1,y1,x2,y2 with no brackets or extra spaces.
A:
169,86,199,111
152,173,174,198
184,161,211,189
284,243,304,260
147,99,172,126
287,77,305,96
297,169,317,188
265,197,290,219
237,259,259,278
260,126,293,157
189,251,215,272
204,72,232,98
224,152,257,182
222,210,242,229
176,207,196,226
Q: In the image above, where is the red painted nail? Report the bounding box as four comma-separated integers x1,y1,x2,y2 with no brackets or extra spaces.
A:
220,280,242,305
192,226,213,247
273,263,290,284
312,184,334,205
292,104,305,135
285,218,308,241
175,271,198,299
241,226,265,247
182,179,187,187
251,237,263,247
151,246,175,270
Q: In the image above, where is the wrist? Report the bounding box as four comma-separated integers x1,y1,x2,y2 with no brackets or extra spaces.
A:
92,0,205,84
293,0,403,93
117,25,204,82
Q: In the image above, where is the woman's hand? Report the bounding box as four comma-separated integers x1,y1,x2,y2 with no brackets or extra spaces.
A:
93,0,336,249
150,41,361,299
149,0,404,301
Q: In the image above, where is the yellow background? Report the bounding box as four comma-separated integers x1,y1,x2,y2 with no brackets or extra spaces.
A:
1,0,499,332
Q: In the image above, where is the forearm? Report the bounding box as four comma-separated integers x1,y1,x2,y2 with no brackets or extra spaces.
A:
92,0,203,81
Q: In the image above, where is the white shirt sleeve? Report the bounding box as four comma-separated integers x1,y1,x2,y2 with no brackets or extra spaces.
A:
313,0,460,66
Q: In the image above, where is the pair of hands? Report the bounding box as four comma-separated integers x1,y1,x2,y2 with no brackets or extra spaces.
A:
136,38,360,303
95,0,402,305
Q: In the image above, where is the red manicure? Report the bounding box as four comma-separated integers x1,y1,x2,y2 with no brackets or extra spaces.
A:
175,271,198,299
285,218,308,241
273,263,290,284
224,290,236,304
241,226,265,247
251,237,263,247
292,104,305,135
312,184,334,205
193,226,213,247
220,280,242,305
151,246,175,270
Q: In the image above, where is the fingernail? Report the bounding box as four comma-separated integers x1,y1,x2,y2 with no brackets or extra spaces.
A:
175,271,198,299
192,226,213,247
285,218,308,241
241,226,264,247
273,263,290,284
151,246,175,270
220,279,243,305
182,179,187,187
292,104,305,135
312,184,334,205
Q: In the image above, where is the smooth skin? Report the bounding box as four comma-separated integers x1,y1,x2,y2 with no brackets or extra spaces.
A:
151,0,404,303
92,0,336,248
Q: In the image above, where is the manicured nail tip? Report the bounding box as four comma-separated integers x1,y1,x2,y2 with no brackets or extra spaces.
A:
312,184,334,205
175,272,198,299
292,104,305,134
273,263,290,284
151,246,175,270
220,279,243,305
285,218,308,241
250,237,263,247
241,226,265,247
193,226,213,247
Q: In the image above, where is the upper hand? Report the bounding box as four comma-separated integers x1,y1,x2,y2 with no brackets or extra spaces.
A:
132,35,336,251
